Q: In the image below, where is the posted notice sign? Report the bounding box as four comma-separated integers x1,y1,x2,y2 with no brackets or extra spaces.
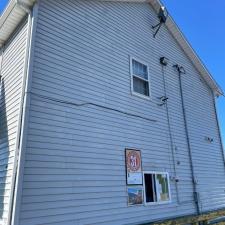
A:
125,149,143,185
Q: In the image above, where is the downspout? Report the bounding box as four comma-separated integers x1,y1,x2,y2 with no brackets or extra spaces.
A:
212,95,225,166
0,47,3,80
0,47,4,104
174,64,201,215
0,46,4,133
7,2,33,225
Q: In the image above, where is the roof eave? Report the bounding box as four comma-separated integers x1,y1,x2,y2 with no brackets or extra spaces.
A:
0,0,35,49
0,0,223,96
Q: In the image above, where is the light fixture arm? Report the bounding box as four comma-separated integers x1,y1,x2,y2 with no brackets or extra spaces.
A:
152,23,163,38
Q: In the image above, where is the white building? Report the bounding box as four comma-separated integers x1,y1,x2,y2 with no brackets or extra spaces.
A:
0,0,224,225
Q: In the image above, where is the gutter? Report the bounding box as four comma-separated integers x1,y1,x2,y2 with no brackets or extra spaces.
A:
15,0,31,14
11,3,38,224
0,0,35,48
7,1,35,225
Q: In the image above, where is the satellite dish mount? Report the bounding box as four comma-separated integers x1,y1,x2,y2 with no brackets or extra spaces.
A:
152,6,168,38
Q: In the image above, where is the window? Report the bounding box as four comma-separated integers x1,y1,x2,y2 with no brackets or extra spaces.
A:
143,172,171,205
131,58,150,98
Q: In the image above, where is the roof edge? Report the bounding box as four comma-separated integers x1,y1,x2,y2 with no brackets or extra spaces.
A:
100,0,223,96
150,0,223,96
0,0,223,96
0,0,35,48
0,0,17,33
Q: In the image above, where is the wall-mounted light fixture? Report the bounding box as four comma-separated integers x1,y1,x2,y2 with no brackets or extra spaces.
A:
160,57,169,66
152,6,168,38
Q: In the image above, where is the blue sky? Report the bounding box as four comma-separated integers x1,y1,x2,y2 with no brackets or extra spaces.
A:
0,0,7,14
0,1,224,145
161,0,225,145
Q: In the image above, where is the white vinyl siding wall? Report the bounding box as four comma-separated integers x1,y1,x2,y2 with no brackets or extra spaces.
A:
17,1,225,225
0,20,28,225
180,74,225,212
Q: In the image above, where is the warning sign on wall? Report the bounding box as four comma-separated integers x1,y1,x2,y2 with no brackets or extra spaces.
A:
125,149,143,185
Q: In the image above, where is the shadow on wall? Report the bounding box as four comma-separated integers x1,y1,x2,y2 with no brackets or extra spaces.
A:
0,79,9,219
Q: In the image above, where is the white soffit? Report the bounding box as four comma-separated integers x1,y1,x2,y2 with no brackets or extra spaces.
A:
0,0,35,47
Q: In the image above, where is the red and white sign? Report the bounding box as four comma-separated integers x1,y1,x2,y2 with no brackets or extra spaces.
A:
126,149,142,185
126,150,142,172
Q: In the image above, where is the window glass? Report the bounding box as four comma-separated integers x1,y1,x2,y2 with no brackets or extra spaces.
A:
133,77,149,96
132,59,148,80
144,174,155,203
143,172,171,204
155,174,170,202
131,58,150,97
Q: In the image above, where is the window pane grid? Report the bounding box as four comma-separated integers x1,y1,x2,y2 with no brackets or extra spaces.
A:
131,58,150,98
132,74,149,82
133,76,149,97
132,59,148,80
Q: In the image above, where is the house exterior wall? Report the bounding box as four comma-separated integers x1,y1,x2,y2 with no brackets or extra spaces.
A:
0,20,28,225
181,73,225,212
15,0,225,225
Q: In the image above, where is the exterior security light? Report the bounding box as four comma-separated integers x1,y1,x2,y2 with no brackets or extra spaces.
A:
158,6,168,23
179,66,186,74
152,6,168,38
160,57,169,66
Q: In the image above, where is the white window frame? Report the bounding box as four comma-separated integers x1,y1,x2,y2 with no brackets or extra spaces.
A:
143,171,171,206
130,57,151,100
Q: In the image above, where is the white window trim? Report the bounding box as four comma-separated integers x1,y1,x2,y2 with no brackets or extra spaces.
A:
130,56,151,100
143,171,172,206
